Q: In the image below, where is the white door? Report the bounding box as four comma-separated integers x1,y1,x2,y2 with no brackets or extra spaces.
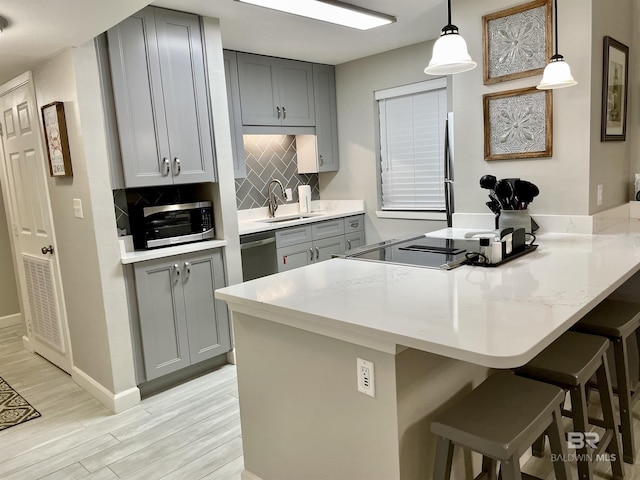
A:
0,72,72,373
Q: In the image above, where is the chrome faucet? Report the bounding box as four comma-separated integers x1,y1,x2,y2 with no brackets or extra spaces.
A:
267,179,285,217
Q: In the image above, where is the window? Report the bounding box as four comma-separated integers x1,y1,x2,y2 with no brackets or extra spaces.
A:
375,78,448,214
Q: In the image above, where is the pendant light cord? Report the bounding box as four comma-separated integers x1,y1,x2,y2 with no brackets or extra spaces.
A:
448,0,452,25
554,0,559,54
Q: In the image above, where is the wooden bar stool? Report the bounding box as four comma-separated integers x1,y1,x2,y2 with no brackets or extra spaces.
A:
571,298,640,464
430,372,571,480
515,331,624,480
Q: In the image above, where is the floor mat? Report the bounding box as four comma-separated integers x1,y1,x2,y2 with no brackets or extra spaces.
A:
0,376,41,431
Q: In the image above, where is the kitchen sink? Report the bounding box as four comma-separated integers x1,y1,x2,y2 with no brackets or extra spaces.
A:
257,213,322,224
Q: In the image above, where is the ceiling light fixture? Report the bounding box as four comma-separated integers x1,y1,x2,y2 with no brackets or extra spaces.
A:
234,0,395,31
424,0,476,75
537,0,576,89
0,16,7,34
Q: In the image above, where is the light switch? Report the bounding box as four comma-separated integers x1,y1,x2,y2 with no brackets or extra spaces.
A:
73,198,84,219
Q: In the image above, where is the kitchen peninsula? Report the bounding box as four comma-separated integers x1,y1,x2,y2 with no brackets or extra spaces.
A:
215,218,640,480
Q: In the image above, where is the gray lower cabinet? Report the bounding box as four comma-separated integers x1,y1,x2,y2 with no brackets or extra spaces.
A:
276,216,363,272
133,249,230,381
107,7,215,187
237,52,315,127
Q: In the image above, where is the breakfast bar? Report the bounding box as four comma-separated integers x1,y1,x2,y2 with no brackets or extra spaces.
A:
215,220,640,480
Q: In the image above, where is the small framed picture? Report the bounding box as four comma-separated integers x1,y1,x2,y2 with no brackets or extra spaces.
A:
483,86,553,161
601,36,629,141
41,101,73,177
482,0,552,85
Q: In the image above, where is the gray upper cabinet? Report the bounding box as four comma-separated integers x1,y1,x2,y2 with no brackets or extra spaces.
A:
237,53,315,127
312,64,339,172
223,50,247,178
134,249,231,381
107,7,215,188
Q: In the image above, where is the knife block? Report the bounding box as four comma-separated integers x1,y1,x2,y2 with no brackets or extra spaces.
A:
498,209,531,234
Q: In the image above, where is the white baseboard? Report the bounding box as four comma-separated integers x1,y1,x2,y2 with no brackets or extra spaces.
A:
0,312,22,328
22,334,33,352
241,470,263,480
72,366,141,414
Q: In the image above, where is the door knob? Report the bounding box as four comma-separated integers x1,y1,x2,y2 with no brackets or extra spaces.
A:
41,245,54,255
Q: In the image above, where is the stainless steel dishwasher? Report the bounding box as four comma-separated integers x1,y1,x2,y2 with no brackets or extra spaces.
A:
240,231,278,281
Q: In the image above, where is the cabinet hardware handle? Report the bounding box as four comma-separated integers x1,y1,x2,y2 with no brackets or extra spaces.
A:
174,158,181,175
276,106,281,119
350,222,358,228
41,245,54,255
315,247,320,261
163,158,170,176
282,106,286,119
319,155,324,166
347,240,351,250
183,262,191,281
309,248,313,262
173,264,180,283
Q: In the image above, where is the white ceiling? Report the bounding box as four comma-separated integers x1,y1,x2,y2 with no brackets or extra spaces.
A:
0,0,446,86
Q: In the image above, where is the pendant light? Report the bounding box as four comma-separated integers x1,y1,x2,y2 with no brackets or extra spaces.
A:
424,0,476,75
537,0,576,89
0,16,7,34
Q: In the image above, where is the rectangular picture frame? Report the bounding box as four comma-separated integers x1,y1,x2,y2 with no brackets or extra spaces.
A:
482,0,552,85
483,86,553,161
601,36,629,141
41,101,73,177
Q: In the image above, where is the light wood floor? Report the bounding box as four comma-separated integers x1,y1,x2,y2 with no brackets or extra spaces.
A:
4,321,640,480
0,324,244,480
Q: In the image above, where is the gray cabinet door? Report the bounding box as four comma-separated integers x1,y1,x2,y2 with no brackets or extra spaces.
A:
345,231,365,251
314,236,346,262
182,250,231,364
237,53,280,126
155,8,215,184
223,50,247,178
237,53,315,127
279,58,315,127
107,8,172,187
107,7,215,187
313,64,339,171
134,259,190,381
311,218,345,240
277,242,313,272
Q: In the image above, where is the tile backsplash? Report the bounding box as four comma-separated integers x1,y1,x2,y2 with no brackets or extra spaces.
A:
235,135,319,210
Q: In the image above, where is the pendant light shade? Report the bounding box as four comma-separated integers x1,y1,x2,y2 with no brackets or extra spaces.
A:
425,0,476,75
537,0,577,89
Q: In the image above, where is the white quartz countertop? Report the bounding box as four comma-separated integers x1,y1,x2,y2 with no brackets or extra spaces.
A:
120,239,228,264
237,200,365,236
216,218,640,368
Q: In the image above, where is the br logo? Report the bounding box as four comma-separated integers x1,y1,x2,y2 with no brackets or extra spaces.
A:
567,432,600,449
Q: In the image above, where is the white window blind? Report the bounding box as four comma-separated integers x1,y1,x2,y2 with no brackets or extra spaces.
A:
377,79,447,211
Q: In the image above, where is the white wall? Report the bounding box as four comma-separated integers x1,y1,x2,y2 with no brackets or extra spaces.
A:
0,185,19,318
324,41,447,244
33,44,138,407
629,0,640,194
327,0,636,225
589,0,633,212
453,0,593,216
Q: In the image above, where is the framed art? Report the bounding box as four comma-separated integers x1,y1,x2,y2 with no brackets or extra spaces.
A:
601,36,629,141
41,101,73,177
483,86,553,161
482,0,552,85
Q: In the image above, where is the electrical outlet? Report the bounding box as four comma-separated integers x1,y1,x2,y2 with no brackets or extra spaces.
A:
285,188,292,202
357,358,375,398
597,184,604,206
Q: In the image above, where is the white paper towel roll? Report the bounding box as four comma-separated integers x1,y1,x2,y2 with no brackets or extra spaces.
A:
298,185,311,213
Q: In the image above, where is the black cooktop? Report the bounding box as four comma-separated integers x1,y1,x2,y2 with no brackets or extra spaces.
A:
341,235,481,270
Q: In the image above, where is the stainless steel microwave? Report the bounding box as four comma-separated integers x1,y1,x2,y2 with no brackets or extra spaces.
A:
130,201,214,250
